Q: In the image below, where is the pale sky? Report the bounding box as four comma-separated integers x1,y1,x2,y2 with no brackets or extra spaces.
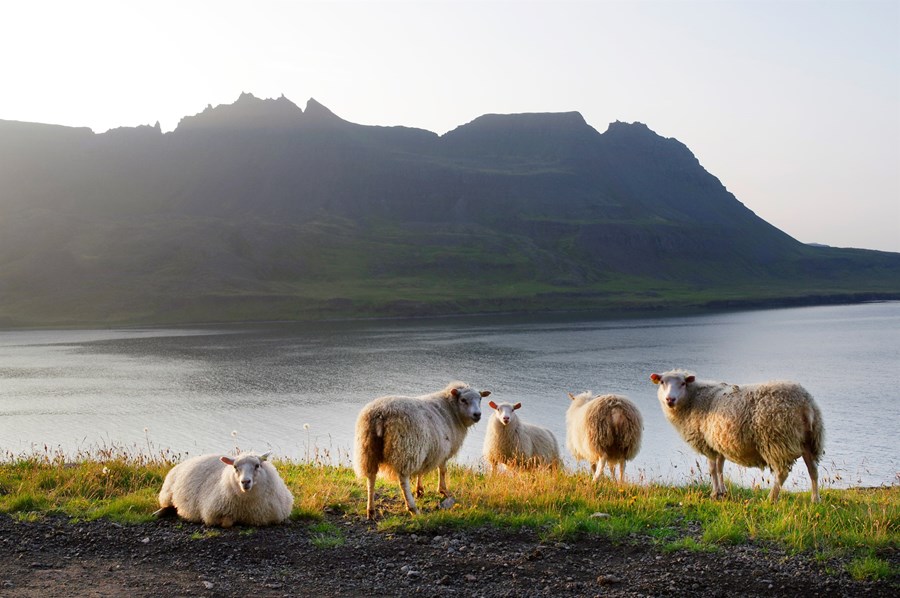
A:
3,0,899,252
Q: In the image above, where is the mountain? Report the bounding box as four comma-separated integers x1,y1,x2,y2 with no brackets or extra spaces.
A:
1,93,898,326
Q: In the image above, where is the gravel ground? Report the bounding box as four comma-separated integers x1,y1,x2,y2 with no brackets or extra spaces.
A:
0,511,896,597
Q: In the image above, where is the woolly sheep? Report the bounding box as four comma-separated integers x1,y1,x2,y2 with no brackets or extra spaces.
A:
156,452,294,527
354,381,490,519
483,401,561,472
566,392,643,483
650,369,824,502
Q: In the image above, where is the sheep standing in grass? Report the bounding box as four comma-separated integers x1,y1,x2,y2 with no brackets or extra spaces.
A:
650,369,824,503
156,452,293,527
354,381,490,519
483,401,561,472
566,392,643,483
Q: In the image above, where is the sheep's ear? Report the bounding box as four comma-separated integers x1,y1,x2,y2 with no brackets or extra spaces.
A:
220,456,235,466
260,451,272,461
488,400,498,410
568,392,576,400
513,402,522,410
685,375,695,384
450,388,461,398
650,374,661,384
480,390,491,398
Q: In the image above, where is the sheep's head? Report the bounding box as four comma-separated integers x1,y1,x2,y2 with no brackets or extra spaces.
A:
221,452,271,493
650,371,695,410
489,400,521,426
450,386,490,426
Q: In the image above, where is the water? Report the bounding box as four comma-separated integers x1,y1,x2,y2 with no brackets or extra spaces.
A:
1,303,898,490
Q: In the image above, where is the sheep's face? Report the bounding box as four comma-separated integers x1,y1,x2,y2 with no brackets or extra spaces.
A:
651,372,695,410
489,401,521,426
451,387,490,426
221,452,271,493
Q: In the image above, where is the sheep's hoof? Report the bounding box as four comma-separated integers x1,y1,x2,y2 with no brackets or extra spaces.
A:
152,506,177,518
415,489,425,498
366,509,375,520
439,496,456,510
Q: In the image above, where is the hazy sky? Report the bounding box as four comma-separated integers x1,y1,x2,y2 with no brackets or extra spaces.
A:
4,0,899,252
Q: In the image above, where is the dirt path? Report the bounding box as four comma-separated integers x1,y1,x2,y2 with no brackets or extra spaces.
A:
0,513,895,597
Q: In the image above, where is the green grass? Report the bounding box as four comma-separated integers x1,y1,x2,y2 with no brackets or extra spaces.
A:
0,451,897,581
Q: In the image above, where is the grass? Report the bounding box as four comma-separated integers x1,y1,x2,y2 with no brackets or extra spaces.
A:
0,448,897,581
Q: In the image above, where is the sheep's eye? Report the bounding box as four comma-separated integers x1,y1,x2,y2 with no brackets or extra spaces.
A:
255,464,260,469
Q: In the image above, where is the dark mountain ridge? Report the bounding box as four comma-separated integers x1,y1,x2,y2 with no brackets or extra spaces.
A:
1,93,897,326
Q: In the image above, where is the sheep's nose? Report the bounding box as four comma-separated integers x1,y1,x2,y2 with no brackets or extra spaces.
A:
666,397,676,408
502,417,510,424
472,412,481,422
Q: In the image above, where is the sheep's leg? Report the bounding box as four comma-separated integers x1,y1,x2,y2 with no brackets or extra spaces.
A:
708,456,724,499
592,457,606,482
768,467,789,502
399,476,419,515
802,449,821,503
366,474,377,520
438,464,450,497
617,461,626,484
716,455,727,497
415,475,425,498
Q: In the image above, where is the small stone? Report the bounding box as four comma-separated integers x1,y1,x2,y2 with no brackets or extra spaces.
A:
141,537,150,544
590,512,611,519
406,570,421,578
438,575,451,585
465,574,477,582
202,581,214,589
440,496,456,510
597,575,622,585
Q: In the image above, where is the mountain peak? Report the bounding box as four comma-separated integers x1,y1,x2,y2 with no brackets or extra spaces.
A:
175,93,304,132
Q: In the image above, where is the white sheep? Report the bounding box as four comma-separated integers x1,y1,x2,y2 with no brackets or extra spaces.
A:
566,392,643,483
483,401,561,472
650,369,825,502
156,452,294,527
354,381,490,519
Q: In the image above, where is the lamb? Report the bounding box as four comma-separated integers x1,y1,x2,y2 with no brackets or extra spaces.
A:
566,392,643,483
483,401,561,472
650,369,824,503
156,452,294,527
354,381,490,519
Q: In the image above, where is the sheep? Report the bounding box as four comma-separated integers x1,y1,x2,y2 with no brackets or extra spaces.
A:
483,401,561,472
566,392,643,483
650,369,824,503
156,451,294,527
354,381,490,519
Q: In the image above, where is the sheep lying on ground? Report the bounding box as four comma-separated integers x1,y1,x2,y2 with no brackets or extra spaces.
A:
650,369,824,502
354,381,490,519
156,452,293,527
566,392,643,483
483,401,561,472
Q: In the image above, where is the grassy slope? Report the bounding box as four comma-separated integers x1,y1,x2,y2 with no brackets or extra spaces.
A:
0,451,896,581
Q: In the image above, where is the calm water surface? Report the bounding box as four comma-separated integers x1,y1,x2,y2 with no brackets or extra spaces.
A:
1,303,898,490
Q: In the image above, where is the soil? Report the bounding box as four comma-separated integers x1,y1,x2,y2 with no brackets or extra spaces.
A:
0,510,896,598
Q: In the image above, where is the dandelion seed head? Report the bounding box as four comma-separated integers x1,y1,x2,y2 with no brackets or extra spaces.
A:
303,423,311,430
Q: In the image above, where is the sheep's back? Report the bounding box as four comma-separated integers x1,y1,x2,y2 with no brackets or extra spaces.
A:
162,454,230,522
698,381,821,468
357,395,458,479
